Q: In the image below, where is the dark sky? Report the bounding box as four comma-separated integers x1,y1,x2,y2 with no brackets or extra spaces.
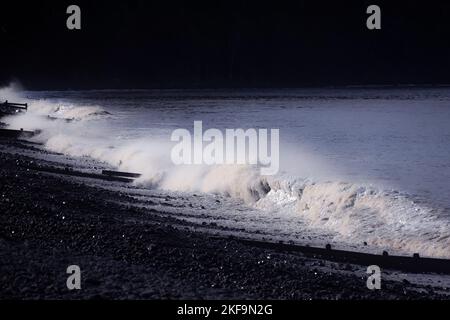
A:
2,0,450,89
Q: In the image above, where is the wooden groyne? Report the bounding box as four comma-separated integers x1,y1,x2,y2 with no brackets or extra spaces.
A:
0,100,33,138
0,128,37,138
0,101,28,115
102,170,142,178
236,238,450,274
25,165,138,183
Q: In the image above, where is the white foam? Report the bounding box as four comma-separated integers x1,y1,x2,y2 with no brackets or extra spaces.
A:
2,83,450,258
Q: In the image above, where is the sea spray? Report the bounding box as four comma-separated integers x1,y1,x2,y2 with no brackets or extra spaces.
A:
2,83,450,258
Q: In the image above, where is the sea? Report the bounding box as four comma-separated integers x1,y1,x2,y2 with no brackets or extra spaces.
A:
2,84,450,258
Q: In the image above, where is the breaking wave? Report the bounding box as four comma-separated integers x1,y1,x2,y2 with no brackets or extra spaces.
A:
255,177,450,258
1,83,110,122
2,84,450,259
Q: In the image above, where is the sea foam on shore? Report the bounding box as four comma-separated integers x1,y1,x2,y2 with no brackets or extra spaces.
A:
2,84,450,259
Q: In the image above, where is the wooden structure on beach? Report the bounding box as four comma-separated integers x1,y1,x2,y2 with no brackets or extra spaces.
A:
0,100,34,138
0,100,28,115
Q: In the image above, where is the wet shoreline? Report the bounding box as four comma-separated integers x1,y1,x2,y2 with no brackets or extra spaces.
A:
0,139,449,299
